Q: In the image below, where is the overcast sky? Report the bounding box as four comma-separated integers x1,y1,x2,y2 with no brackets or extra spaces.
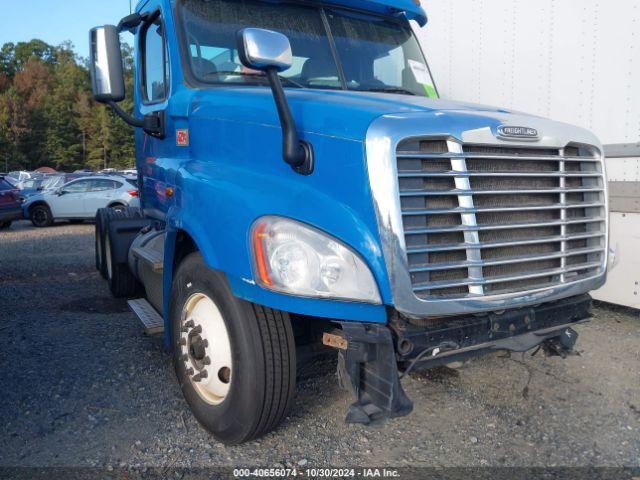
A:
0,0,135,59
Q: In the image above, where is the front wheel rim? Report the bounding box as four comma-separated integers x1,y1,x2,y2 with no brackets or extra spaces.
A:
33,209,47,225
180,293,233,405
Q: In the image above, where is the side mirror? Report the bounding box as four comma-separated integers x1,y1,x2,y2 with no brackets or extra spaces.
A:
88,23,165,138
56,189,65,196
237,28,293,72
237,28,313,175
89,25,125,103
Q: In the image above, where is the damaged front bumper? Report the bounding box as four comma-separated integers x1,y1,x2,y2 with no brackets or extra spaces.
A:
336,294,592,424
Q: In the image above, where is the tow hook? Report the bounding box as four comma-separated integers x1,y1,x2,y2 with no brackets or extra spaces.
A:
541,328,579,358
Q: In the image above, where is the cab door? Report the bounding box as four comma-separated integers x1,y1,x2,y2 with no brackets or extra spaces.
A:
136,8,173,219
52,179,92,218
83,179,121,216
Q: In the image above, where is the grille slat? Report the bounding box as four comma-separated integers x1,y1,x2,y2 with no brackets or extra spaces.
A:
406,231,605,254
408,246,604,272
396,140,606,299
396,152,602,162
399,171,602,178
403,202,605,215
412,261,603,291
405,217,605,234
399,187,603,196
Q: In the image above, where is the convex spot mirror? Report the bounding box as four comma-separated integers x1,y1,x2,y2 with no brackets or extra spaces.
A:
89,25,125,103
237,28,293,72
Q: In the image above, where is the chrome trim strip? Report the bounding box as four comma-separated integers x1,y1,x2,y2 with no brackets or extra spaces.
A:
559,148,567,282
448,141,484,295
365,112,609,318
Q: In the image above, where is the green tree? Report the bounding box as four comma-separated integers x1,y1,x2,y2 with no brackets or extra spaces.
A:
0,39,135,172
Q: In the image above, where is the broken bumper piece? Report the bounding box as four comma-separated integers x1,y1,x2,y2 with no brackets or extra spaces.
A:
337,294,592,425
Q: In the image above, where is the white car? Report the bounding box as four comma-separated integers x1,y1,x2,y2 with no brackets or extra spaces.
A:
23,175,140,227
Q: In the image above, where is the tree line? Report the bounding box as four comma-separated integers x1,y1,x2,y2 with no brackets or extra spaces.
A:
0,39,135,173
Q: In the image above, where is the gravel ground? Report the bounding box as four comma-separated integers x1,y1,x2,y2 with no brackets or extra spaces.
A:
0,221,639,469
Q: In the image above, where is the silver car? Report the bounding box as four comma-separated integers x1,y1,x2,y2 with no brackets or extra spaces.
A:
23,175,140,227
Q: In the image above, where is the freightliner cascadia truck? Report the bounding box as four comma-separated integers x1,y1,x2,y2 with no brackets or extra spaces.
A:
89,0,609,444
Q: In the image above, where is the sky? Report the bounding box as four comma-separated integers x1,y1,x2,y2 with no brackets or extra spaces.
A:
0,0,136,59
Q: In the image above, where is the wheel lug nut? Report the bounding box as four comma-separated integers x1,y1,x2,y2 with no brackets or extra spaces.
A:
192,370,208,382
186,367,194,376
184,320,195,328
191,325,202,334
203,356,211,365
202,339,209,348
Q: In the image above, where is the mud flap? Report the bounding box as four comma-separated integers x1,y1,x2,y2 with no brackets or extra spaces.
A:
337,323,413,425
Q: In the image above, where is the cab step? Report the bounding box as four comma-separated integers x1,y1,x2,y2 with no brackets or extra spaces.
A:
131,245,163,272
128,298,164,335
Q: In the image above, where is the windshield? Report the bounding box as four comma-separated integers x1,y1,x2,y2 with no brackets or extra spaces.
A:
178,0,437,97
21,179,42,189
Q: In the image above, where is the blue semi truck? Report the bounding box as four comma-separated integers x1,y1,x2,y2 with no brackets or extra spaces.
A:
90,0,609,444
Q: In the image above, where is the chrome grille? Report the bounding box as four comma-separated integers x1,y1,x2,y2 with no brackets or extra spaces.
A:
397,139,607,299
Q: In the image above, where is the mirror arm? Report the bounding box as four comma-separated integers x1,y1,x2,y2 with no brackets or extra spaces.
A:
265,68,314,175
117,13,148,33
107,101,143,128
107,101,165,138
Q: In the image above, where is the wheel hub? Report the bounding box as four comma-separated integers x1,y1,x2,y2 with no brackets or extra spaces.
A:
179,293,233,405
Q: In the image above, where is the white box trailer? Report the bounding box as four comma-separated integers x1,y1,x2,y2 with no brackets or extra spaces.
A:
417,0,640,309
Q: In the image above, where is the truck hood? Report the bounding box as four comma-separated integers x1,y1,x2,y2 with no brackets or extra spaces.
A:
184,87,518,142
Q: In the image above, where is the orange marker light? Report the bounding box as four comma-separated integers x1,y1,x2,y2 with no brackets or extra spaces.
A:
165,187,174,198
253,223,273,286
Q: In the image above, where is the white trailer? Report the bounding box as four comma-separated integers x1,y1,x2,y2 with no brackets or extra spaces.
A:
418,0,640,308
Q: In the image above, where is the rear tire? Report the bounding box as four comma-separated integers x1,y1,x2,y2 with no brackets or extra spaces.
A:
102,207,142,297
30,204,53,228
170,253,296,445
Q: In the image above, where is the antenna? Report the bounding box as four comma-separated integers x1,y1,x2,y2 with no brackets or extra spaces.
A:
129,0,132,14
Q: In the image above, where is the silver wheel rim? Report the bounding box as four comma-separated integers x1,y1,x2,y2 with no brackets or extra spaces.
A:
105,232,113,280
180,293,233,405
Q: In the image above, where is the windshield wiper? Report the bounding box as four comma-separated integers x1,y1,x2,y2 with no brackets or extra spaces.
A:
203,71,305,89
361,86,417,96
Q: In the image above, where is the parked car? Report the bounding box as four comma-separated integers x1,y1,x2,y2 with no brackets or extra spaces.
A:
7,171,32,184
22,175,139,227
0,176,22,229
15,176,47,202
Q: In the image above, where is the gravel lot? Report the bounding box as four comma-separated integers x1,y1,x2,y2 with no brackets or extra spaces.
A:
1,221,639,470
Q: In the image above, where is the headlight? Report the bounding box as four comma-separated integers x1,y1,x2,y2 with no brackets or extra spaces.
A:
251,216,381,304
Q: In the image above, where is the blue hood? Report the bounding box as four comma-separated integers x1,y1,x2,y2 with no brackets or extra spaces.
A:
183,87,515,142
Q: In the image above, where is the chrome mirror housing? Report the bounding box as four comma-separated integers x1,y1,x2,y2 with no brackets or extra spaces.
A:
237,28,293,72
89,25,125,103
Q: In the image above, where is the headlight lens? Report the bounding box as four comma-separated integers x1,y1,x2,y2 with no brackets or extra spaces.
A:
251,216,381,304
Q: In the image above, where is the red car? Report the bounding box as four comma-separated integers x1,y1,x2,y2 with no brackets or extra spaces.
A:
0,175,22,229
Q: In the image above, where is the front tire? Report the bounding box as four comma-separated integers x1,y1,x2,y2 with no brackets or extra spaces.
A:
170,253,296,445
30,204,53,228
